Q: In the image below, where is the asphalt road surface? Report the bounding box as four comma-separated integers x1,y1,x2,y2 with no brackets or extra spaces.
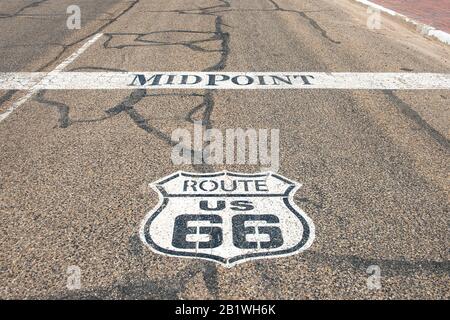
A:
0,0,449,299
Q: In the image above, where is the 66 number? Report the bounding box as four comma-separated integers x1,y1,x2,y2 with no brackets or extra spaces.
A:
171,200,284,249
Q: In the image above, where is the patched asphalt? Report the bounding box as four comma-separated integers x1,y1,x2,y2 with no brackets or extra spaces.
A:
0,0,449,299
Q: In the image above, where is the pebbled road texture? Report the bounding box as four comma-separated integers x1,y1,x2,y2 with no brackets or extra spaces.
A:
0,0,449,299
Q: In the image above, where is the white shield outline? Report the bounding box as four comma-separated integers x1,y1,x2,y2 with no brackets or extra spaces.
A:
139,171,315,267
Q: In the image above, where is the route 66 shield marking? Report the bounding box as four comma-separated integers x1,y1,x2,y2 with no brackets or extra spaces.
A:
140,171,315,267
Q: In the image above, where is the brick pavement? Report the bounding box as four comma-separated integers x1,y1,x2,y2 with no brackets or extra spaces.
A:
370,0,450,32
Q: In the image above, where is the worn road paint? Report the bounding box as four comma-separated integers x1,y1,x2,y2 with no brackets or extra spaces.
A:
140,171,315,267
0,33,103,123
0,72,449,90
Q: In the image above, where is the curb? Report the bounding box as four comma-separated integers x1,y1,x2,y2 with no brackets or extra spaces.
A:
355,0,450,45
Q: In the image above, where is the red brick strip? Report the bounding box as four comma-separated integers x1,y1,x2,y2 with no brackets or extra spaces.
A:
369,0,450,32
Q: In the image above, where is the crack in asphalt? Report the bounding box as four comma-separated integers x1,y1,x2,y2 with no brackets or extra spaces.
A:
144,0,340,44
306,251,450,276
383,90,450,151
37,0,141,72
0,90,18,107
267,0,341,44
0,0,141,110
0,0,50,19
103,30,223,52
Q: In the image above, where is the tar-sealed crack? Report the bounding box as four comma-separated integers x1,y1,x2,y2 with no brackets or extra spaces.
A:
383,90,450,151
144,0,340,44
0,0,141,109
39,0,141,72
0,0,50,19
267,0,340,44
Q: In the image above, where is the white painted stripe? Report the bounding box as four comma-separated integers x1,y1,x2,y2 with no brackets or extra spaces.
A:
355,0,450,45
0,72,449,90
50,33,104,73
0,33,103,123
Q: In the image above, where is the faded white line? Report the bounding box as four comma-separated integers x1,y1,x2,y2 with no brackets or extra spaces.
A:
0,72,449,90
0,33,103,123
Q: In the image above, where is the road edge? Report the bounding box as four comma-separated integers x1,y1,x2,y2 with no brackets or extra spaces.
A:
354,0,450,45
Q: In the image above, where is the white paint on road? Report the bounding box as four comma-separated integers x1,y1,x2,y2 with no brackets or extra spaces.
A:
140,171,315,267
0,72,449,90
51,33,104,73
0,33,103,123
